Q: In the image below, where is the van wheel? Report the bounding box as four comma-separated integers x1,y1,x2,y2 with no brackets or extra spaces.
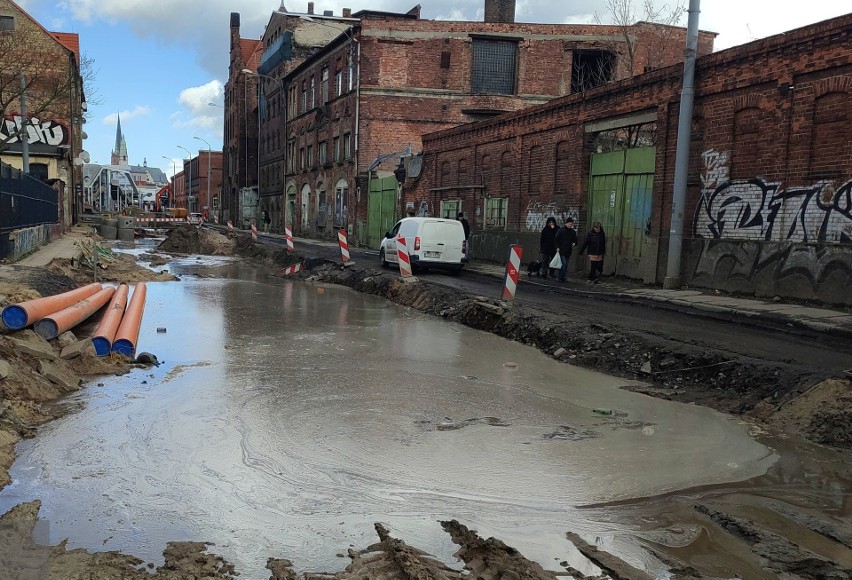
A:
379,249,388,268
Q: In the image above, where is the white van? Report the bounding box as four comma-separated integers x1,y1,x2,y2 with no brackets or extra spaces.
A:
379,217,467,274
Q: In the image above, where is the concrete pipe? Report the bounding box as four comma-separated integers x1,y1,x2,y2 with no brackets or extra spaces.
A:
113,282,146,357
118,216,135,229
1,283,102,330
99,225,118,239
103,218,119,228
92,284,129,356
117,228,135,241
33,286,116,341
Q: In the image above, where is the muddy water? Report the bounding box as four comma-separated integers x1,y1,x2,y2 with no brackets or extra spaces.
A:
0,259,777,578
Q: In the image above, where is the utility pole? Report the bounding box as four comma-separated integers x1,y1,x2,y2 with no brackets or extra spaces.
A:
19,74,29,174
664,0,701,289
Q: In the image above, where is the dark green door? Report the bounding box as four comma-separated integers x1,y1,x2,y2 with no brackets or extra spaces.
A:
588,147,655,277
367,176,399,249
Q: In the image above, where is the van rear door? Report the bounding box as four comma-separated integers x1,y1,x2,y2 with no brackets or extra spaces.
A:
419,220,464,263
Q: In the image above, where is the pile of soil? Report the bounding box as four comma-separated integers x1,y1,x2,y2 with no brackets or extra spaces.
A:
157,225,237,256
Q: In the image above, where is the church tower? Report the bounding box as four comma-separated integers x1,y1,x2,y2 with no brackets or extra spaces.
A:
111,114,129,166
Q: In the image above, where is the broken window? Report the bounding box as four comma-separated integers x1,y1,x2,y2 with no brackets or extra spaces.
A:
571,50,616,93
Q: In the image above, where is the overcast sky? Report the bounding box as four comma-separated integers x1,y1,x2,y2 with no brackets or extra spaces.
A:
16,0,851,177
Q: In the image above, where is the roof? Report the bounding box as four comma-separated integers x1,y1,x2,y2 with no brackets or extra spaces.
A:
4,0,78,63
240,38,263,71
51,32,81,63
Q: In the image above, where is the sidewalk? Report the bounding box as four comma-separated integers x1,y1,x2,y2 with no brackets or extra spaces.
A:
14,227,91,268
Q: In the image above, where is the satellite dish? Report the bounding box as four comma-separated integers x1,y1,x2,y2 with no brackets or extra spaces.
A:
80,150,90,163
74,158,84,166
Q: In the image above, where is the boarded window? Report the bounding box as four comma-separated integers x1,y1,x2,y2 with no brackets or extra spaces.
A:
528,145,542,194
485,197,508,229
732,108,760,179
440,51,451,69
555,141,571,195
0,16,14,31
472,39,517,95
810,92,849,179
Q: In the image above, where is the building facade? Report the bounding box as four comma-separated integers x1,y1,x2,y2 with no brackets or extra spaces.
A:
243,0,713,246
409,14,852,305
0,0,86,229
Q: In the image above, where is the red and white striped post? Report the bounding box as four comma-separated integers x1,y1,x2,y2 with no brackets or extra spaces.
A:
282,263,302,276
227,220,234,234
284,226,295,251
251,222,258,241
337,229,351,263
213,214,219,225
396,236,413,278
502,244,523,301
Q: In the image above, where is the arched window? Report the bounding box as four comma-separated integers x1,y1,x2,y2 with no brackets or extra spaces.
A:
334,179,349,228
500,151,514,196
528,145,542,194
732,108,760,179
554,141,570,195
458,158,469,186
811,92,848,178
440,161,451,187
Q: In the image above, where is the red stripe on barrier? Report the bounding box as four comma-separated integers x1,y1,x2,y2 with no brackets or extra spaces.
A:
251,222,258,241
396,236,413,278
284,226,295,251
337,230,350,263
502,244,523,301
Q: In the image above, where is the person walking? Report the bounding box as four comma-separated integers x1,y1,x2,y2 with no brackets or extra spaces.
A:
457,212,470,240
554,217,578,282
578,221,606,283
538,216,558,278
261,209,271,233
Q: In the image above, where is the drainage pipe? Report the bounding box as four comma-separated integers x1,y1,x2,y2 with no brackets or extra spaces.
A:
33,286,115,341
92,284,129,356
1,283,102,330
112,282,146,357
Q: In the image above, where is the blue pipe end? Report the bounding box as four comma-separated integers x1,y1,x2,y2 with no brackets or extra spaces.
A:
1,305,28,330
112,339,135,357
92,337,111,357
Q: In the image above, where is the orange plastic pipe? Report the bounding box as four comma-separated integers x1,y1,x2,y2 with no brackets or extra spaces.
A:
91,284,129,356
112,282,147,357
33,286,116,341
2,283,102,330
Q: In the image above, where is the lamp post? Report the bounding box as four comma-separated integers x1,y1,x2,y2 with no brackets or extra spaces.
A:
194,136,212,218
176,145,192,212
242,69,285,229
161,155,176,210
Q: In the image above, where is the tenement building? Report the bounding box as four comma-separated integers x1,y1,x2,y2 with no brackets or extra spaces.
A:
235,0,712,247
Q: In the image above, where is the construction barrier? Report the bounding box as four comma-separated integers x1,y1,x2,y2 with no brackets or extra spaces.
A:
227,220,234,233
112,282,147,357
135,218,188,226
281,263,302,276
337,229,351,263
251,222,258,241
502,244,523,301
396,236,413,278
92,284,130,356
284,226,295,251
1,283,102,330
213,214,219,224
34,286,116,341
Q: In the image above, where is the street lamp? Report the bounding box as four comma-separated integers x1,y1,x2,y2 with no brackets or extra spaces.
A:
161,155,176,210
242,69,286,229
176,145,192,212
194,136,212,217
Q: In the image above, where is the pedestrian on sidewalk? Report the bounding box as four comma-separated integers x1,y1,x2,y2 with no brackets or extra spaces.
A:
457,212,470,240
578,221,606,283
539,217,558,278
261,210,271,233
554,217,578,282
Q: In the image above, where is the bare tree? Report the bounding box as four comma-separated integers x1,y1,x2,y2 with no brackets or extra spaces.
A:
0,26,81,154
79,52,103,121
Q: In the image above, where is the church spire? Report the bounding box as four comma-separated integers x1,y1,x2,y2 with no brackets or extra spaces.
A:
114,113,122,152
111,113,129,166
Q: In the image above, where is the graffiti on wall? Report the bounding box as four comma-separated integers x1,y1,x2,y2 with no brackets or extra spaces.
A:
524,200,579,231
1,116,69,146
694,149,852,243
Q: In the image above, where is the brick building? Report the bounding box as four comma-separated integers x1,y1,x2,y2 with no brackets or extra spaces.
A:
0,0,86,229
243,0,712,247
409,14,852,305
188,149,223,216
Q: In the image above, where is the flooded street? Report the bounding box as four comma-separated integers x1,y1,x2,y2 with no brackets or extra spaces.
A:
0,254,779,578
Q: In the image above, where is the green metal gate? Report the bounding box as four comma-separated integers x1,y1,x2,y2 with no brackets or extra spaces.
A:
367,176,399,249
588,147,655,277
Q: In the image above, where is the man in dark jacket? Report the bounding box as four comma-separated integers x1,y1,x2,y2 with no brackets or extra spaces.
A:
578,221,606,282
457,212,470,239
554,217,578,282
538,216,558,278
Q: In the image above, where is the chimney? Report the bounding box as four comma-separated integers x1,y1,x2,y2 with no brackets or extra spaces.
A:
484,0,515,23
323,10,333,16
342,8,352,17
307,2,314,14
230,12,240,28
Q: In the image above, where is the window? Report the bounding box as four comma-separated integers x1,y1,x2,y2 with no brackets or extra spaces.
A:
307,144,313,168
321,66,329,104
301,82,307,113
334,179,349,227
319,140,328,165
571,50,615,93
336,69,343,96
309,76,315,109
333,136,340,162
0,16,14,31
485,197,508,229
471,38,517,95
343,133,351,159
348,52,355,91
440,200,461,219
299,147,305,170
287,140,296,173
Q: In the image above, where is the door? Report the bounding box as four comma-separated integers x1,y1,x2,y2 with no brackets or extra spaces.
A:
367,176,399,249
588,147,655,277
301,187,310,230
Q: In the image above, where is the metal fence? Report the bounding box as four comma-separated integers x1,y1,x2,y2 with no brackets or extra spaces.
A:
0,161,58,234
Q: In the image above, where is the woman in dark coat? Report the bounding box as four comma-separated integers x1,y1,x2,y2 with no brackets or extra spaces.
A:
578,221,606,282
538,216,558,278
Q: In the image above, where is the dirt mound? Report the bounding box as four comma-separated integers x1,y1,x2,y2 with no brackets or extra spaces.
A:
0,265,78,300
158,225,237,256
768,378,852,448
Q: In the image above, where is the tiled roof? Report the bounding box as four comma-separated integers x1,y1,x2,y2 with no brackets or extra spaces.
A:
51,32,81,63
241,38,262,71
